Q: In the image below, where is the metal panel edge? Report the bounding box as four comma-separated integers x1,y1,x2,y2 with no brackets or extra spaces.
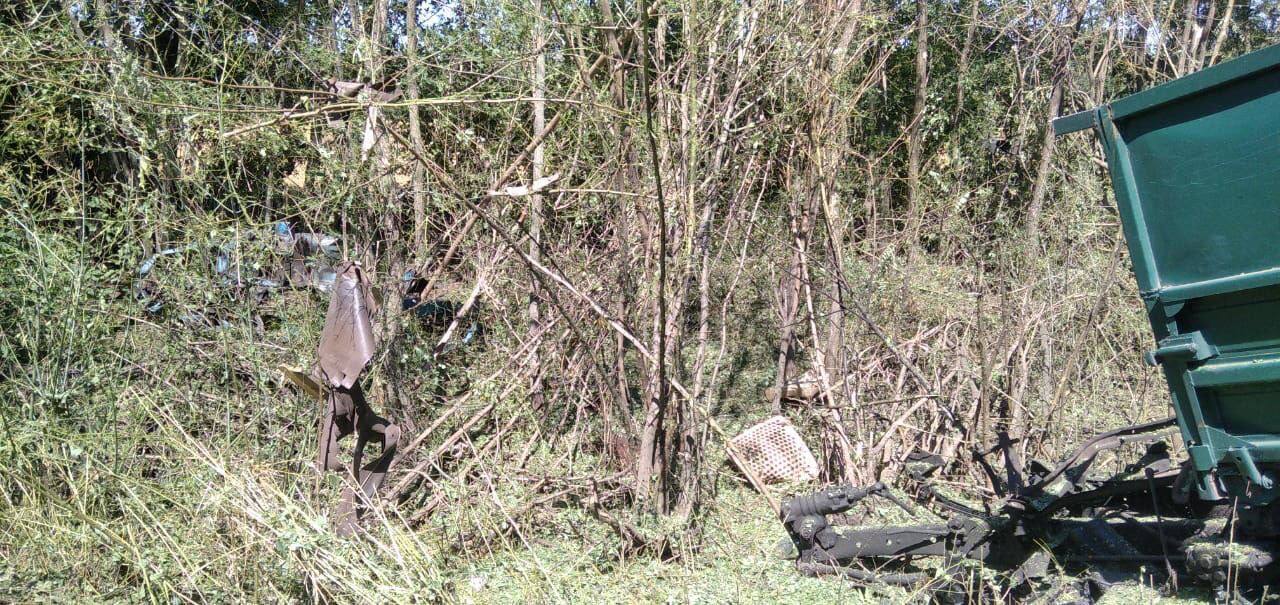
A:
1052,109,1096,136
1096,108,1160,295
1111,44,1280,120
1158,267,1280,302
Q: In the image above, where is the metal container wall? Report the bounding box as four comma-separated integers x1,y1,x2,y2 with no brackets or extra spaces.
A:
1056,44,1280,500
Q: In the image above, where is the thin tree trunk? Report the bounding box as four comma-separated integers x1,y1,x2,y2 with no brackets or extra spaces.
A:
1192,0,1216,71
906,0,929,244
1023,2,1085,250
635,0,672,513
529,0,547,410
679,199,715,518
1022,76,1064,252
329,0,341,82
1152,0,1179,76
347,0,365,64
953,0,980,127
772,162,804,415
1207,0,1236,67
407,0,427,256
367,0,387,85
599,0,638,469
1176,0,1199,76
820,7,863,475
364,0,397,265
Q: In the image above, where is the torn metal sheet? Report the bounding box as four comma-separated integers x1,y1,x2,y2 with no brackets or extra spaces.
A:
276,260,400,536
316,381,400,536
317,262,377,389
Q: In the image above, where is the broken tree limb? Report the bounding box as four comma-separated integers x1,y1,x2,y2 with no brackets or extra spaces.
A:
487,173,561,198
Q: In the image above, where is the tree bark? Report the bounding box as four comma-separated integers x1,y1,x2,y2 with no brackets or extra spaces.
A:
1176,0,1199,76
598,0,639,471
953,0,980,127
772,164,805,415
529,0,547,411
328,0,341,81
1023,1,1086,250
407,0,427,256
906,0,929,244
1207,0,1236,67
635,0,672,513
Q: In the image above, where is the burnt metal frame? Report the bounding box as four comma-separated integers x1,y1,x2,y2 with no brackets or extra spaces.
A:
780,419,1204,591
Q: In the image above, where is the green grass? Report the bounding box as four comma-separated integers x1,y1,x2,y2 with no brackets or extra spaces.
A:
0,211,1218,604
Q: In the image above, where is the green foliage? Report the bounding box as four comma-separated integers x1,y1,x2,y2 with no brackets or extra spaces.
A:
0,0,1277,602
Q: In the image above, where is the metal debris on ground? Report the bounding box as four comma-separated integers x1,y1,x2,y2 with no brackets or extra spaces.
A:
777,43,1280,604
779,417,1279,601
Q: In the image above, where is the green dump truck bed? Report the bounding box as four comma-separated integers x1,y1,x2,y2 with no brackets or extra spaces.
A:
1057,44,1280,500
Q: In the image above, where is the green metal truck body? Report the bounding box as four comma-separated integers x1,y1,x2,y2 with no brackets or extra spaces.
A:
1057,44,1280,501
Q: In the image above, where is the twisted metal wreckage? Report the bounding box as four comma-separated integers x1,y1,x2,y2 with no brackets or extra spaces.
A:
777,419,1276,601
779,44,1280,601
277,262,403,535
310,262,400,536
134,221,488,534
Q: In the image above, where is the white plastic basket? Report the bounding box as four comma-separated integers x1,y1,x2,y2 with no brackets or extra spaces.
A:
729,416,819,484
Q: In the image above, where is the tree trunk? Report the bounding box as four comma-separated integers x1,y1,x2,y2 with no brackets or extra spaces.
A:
1022,76,1063,253
1176,0,1199,76
599,0,639,471
634,0,672,514
1191,0,1216,71
906,0,929,244
1207,0,1236,67
1023,1,1086,250
772,170,805,415
953,0,980,127
407,0,427,256
529,0,547,411
328,0,341,81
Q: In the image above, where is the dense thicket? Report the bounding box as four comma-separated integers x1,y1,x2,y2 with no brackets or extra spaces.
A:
3,0,1278,600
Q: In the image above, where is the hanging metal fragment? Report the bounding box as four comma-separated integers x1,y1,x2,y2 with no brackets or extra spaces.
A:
303,261,400,535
